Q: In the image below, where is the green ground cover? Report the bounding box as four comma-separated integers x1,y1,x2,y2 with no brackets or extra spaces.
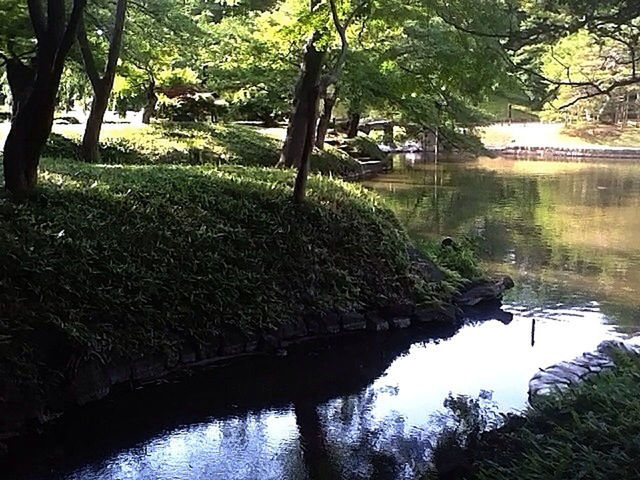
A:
0,154,455,395
41,122,366,176
430,349,640,479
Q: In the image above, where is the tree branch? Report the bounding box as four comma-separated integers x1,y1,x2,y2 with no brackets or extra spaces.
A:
77,19,102,91
104,0,128,84
27,0,47,41
54,0,87,75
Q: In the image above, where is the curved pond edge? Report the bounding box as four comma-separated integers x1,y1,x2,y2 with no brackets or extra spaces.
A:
0,275,514,456
529,338,640,399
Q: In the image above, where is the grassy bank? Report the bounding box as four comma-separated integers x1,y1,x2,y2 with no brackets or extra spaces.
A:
432,349,640,479
562,123,640,148
481,122,640,149
0,156,456,403
40,122,365,176
475,349,640,479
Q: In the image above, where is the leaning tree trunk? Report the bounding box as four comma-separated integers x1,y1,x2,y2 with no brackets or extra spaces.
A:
78,0,127,162
142,81,157,125
315,86,338,150
291,39,325,203
280,32,325,169
3,52,60,198
81,85,110,162
346,111,360,138
5,58,35,119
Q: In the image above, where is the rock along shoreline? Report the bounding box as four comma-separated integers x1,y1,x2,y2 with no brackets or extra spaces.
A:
529,338,640,399
489,145,640,161
0,274,514,455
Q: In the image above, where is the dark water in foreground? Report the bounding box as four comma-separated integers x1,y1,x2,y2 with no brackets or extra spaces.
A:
9,156,640,480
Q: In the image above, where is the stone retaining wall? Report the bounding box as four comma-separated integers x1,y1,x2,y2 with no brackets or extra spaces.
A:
0,276,514,447
529,338,640,399
492,146,640,160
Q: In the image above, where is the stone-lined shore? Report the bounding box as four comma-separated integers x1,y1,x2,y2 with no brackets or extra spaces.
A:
529,338,640,398
490,145,640,160
0,275,514,453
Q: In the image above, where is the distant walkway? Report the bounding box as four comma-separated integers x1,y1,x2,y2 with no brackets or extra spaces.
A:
481,122,640,160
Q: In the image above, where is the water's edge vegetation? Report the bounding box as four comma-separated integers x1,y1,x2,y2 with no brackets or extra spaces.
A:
0,125,500,456
428,348,640,480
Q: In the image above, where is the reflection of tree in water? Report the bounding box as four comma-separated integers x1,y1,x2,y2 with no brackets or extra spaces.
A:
372,160,640,329
293,387,437,480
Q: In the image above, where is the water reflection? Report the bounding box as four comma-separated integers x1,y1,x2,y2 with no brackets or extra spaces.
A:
8,156,640,480
366,156,640,329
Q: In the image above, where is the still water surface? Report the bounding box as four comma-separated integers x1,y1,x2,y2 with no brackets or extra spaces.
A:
14,156,640,480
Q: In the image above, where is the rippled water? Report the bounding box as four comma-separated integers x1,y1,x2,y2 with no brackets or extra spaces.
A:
11,156,640,480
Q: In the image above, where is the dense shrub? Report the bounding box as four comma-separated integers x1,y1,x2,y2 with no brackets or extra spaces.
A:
417,236,482,283
310,145,363,177
156,94,228,122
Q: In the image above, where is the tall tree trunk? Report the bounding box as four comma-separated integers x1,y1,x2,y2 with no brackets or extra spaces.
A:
142,79,157,125
5,58,36,119
291,38,325,203
346,111,360,138
382,123,394,145
78,0,127,162
81,85,110,162
4,51,60,198
315,86,338,150
3,0,86,198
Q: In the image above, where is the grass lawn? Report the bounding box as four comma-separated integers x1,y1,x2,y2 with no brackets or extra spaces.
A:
2,121,366,177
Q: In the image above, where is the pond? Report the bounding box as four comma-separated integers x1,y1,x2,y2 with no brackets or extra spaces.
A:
10,155,640,480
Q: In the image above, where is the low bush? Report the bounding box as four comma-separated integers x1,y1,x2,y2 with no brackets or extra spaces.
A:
427,350,640,479
310,145,363,177
417,236,482,284
348,136,389,162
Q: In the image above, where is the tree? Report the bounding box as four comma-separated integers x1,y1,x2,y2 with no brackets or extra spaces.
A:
0,0,36,118
3,0,86,198
291,33,325,203
314,0,365,147
281,0,365,172
202,13,298,126
114,0,206,125
77,0,127,162
433,0,640,110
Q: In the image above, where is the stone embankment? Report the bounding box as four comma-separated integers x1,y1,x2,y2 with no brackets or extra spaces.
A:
491,145,640,160
529,338,640,398
0,273,514,449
